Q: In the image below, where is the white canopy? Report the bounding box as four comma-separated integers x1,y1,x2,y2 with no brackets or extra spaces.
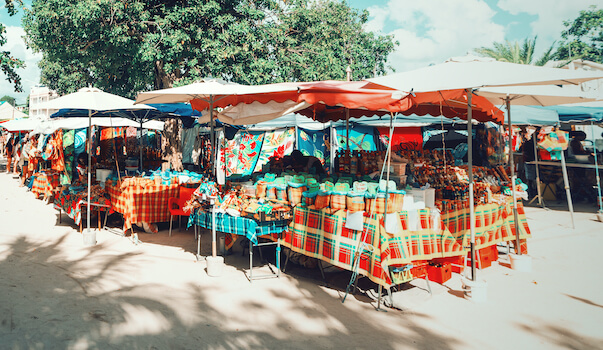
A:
368,55,603,92
38,87,154,113
0,101,28,120
478,85,600,107
135,80,289,105
0,117,45,132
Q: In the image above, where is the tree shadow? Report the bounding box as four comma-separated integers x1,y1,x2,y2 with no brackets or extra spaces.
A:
563,294,603,309
518,322,603,349
0,232,466,349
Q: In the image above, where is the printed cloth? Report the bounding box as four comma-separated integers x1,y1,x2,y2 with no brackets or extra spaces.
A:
219,130,264,177
298,128,328,163
31,172,60,199
334,125,378,151
537,129,569,161
62,130,75,185
106,181,180,230
53,190,113,225
187,209,288,249
254,128,295,172
377,126,423,151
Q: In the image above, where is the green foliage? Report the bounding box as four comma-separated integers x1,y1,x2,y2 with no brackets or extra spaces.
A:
474,36,555,66
23,0,396,98
0,95,16,105
554,6,603,64
1,0,25,92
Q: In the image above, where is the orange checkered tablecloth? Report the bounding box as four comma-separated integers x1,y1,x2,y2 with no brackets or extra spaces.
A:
31,172,60,199
282,198,532,287
105,181,180,230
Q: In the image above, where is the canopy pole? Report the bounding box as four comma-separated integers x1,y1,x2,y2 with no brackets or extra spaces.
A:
210,98,217,258
140,119,144,171
346,65,352,153
532,132,544,207
591,121,603,214
87,110,92,235
467,90,476,281
329,122,335,175
346,110,350,152
559,138,575,229
506,96,522,255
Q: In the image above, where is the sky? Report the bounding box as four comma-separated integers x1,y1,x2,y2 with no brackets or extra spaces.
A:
0,0,600,105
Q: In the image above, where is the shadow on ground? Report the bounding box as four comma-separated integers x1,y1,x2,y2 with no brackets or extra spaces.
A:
0,233,467,349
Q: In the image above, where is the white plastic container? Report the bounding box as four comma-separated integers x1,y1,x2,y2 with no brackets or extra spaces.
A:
509,254,532,272
206,256,224,277
96,169,112,183
461,277,487,302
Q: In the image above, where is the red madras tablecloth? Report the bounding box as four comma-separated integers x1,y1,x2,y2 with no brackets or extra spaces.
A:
106,181,180,230
282,198,532,287
441,198,531,252
31,172,60,199
282,207,463,287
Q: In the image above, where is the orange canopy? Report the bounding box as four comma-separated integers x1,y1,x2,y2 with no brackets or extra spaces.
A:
189,80,504,124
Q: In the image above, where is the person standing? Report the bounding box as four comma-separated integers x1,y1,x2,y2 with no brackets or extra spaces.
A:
5,135,14,172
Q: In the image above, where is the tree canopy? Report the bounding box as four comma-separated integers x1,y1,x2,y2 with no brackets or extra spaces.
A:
1,0,25,92
23,0,397,99
0,95,16,105
474,36,555,66
554,6,603,64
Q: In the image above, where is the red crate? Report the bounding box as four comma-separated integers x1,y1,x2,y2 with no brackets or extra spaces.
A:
432,256,465,274
410,261,428,279
427,263,452,284
466,245,498,269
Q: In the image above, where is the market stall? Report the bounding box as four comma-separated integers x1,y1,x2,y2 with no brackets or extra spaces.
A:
105,177,183,233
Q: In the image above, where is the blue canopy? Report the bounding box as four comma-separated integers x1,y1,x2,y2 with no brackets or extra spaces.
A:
502,105,559,126
51,108,165,121
540,105,603,124
147,103,204,117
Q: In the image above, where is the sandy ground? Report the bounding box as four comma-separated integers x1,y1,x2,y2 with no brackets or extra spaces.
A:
1,157,602,350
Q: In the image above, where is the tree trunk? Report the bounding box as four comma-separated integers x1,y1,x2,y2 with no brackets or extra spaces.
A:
154,60,174,90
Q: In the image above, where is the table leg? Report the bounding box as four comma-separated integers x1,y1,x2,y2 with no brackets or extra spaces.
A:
249,240,253,281
196,225,202,261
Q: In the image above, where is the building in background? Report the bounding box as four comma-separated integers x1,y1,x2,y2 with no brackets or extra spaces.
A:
28,84,58,118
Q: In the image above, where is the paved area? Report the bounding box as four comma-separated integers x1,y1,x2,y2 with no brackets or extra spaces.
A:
1,156,602,349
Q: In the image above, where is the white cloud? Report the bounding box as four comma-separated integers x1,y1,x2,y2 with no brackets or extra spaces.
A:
366,0,506,73
0,26,42,105
364,5,389,33
496,0,600,51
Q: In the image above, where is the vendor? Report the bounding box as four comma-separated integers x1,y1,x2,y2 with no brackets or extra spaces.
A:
569,131,592,156
75,152,96,184
290,150,325,175
520,130,537,198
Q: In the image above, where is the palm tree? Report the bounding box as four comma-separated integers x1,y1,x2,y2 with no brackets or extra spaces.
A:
474,36,556,66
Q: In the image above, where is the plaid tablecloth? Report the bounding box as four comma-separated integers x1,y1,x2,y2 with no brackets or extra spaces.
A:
53,191,113,225
441,198,531,251
188,209,288,249
282,199,531,287
31,172,60,199
282,207,463,287
106,182,180,230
